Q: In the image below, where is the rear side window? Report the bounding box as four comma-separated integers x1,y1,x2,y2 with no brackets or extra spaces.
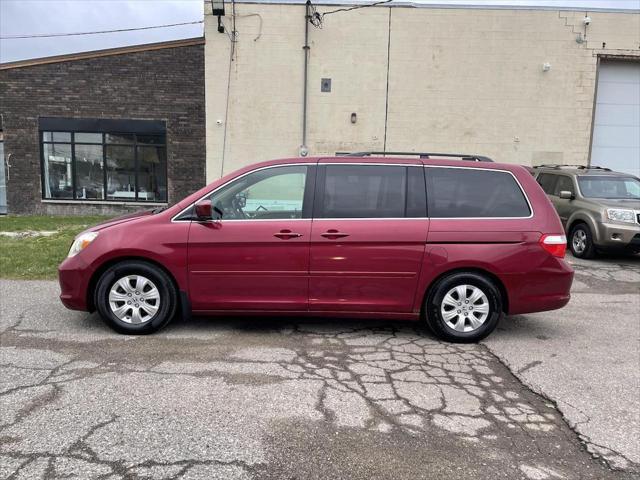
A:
426,167,531,218
317,165,426,218
536,173,558,194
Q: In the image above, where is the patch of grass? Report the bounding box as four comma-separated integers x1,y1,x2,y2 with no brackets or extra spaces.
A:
0,216,111,280
0,215,108,232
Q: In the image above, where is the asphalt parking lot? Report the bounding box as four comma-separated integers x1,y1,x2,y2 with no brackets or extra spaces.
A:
1,254,638,480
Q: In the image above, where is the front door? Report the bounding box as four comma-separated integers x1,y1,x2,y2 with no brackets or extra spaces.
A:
309,163,428,313
188,164,314,311
551,174,576,227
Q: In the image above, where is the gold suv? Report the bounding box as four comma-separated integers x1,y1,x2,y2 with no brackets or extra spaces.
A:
533,165,640,259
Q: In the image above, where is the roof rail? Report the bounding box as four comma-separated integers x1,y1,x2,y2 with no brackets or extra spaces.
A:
534,164,612,171
334,151,494,162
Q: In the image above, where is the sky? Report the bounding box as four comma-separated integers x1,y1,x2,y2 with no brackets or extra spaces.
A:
1,0,638,63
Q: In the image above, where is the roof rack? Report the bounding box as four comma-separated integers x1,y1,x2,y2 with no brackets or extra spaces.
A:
335,151,494,162
534,164,612,171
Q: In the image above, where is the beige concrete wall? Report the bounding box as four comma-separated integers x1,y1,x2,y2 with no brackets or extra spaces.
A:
205,3,640,179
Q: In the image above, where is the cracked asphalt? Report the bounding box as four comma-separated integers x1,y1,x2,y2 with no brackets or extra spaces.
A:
1,254,639,479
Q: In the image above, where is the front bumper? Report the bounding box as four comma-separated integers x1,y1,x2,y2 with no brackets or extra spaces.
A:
594,222,640,250
58,254,93,311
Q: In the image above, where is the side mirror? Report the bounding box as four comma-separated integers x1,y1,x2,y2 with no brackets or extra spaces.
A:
559,190,574,200
194,199,212,221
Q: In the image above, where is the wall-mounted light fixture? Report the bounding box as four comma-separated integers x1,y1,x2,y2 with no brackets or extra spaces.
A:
211,0,225,33
350,113,357,124
542,62,552,72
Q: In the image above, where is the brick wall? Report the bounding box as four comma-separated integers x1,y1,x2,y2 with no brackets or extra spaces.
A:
0,41,206,215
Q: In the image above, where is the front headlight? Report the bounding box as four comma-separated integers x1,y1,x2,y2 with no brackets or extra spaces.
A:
68,232,99,258
606,209,636,224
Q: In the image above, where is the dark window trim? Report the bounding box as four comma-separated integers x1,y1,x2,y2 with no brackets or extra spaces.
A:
408,165,428,218
39,117,165,135
40,124,167,204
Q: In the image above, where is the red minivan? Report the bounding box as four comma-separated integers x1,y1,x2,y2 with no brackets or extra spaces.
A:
58,155,573,342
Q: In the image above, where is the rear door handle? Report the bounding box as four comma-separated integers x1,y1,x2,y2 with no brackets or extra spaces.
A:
274,229,303,240
320,229,350,240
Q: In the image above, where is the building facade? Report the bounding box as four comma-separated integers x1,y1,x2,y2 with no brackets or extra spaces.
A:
204,3,640,179
0,38,206,215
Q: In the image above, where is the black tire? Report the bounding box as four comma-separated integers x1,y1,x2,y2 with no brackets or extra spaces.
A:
569,223,596,259
94,261,178,334
424,272,503,343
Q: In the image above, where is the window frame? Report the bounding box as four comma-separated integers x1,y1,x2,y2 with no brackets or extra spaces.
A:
39,129,167,203
425,165,534,220
173,163,532,222
313,164,427,220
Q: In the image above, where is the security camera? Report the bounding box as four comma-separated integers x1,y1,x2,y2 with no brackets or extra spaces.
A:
583,16,591,26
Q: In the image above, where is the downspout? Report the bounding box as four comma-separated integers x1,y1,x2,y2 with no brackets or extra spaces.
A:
300,1,311,157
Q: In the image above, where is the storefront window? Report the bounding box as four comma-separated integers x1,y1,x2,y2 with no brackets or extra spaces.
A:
42,143,73,199
41,129,167,202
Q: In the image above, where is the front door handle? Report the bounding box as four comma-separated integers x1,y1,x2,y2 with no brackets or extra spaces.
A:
320,229,350,240
274,229,303,240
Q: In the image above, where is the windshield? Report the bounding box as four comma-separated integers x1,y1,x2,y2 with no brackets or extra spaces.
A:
577,176,640,199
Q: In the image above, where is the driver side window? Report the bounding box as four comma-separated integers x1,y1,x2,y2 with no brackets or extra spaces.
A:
209,165,308,220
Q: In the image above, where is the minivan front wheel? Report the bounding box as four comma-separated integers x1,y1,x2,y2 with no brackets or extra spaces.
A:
425,272,502,343
95,261,178,334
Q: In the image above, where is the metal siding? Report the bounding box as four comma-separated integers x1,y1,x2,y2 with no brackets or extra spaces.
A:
591,61,640,177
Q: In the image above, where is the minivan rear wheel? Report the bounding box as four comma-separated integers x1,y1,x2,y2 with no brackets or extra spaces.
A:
569,223,596,259
425,272,502,343
95,261,178,334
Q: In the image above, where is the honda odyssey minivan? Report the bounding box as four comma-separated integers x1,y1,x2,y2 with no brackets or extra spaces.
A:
59,155,574,342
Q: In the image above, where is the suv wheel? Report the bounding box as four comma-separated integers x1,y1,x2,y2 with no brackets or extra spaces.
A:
424,272,502,343
95,261,178,334
570,223,596,259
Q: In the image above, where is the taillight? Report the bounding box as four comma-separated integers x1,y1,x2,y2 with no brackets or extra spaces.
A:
540,234,567,258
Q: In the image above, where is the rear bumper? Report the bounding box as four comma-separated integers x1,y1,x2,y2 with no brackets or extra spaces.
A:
594,222,640,250
504,256,574,315
58,254,93,311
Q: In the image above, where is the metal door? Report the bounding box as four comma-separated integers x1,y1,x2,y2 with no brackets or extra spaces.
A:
591,61,640,177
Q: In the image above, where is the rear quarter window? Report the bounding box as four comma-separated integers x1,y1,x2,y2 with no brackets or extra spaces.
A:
426,167,531,218
536,173,558,194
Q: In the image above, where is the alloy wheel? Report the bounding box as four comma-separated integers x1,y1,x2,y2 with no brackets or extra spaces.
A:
572,229,587,254
108,275,161,324
440,284,490,333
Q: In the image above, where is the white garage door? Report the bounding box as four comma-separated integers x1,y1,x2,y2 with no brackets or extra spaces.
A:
590,61,640,177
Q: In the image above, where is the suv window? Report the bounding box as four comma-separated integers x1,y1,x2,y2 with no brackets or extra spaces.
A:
536,173,558,194
210,165,308,220
427,167,531,218
317,165,425,218
554,175,574,196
